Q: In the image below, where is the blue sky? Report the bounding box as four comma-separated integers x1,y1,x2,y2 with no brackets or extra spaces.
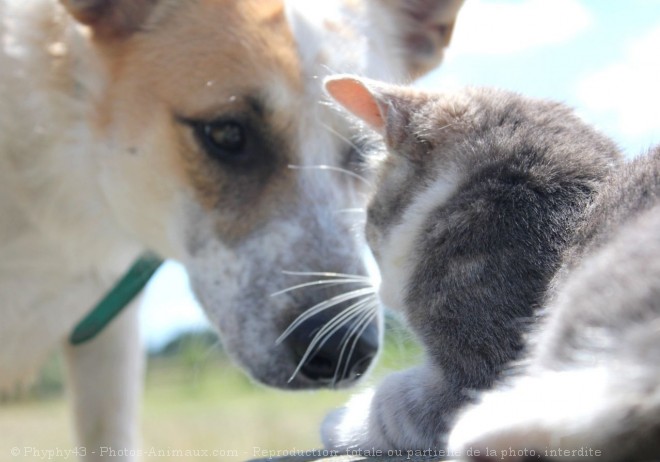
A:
419,0,660,155
140,0,660,350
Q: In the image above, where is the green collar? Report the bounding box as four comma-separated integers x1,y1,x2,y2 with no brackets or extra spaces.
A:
69,252,164,345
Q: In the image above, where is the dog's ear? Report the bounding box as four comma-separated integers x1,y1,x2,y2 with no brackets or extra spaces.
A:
59,0,159,39
372,0,465,79
286,0,464,83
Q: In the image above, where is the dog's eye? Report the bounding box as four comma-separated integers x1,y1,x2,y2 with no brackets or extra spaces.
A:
194,120,247,160
205,122,245,152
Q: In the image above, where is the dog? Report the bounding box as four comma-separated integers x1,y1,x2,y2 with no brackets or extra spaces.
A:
0,0,464,458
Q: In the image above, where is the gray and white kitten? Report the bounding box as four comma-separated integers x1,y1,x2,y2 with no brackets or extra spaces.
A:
449,146,660,461
322,76,621,452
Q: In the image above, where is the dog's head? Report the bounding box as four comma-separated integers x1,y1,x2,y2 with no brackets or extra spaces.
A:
59,0,463,388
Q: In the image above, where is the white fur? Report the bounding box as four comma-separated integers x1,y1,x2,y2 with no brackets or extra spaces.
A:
449,368,612,459
378,168,459,310
0,0,142,390
448,362,660,461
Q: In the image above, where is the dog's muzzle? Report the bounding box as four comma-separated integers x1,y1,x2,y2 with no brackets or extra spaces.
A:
285,311,379,386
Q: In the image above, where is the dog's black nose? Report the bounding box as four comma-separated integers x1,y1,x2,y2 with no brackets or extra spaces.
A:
286,313,379,385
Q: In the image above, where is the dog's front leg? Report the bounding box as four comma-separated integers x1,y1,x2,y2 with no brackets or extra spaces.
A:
63,300,144,461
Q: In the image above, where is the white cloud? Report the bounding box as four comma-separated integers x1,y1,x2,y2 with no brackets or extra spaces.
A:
449,0,593,56
577,25,660,142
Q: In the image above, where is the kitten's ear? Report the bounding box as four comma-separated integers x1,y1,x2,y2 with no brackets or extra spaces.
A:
59,0,159,39
325,75,417,147
325,76,388,134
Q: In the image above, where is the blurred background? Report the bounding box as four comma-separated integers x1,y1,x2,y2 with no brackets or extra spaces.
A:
2,0,659,460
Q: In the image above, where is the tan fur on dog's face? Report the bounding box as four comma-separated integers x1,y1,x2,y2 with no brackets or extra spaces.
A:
93,0,305,250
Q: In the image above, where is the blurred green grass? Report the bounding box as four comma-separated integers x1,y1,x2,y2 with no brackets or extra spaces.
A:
0,317,421,461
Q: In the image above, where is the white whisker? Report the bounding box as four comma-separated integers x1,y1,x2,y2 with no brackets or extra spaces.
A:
288,164,372,188
332,304,375,385
281,270,371,281
301,299,371,361
319,121,364,156
334,208,366,215
276,287,376,344
286,302,367,382
335,301,378,356
271,278,369,298
336,308,378,385
286,297,376,383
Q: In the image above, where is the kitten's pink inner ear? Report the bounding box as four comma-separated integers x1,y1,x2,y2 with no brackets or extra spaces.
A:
325,78,386,133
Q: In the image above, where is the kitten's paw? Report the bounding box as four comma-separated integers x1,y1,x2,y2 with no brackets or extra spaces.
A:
323,366,454,452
